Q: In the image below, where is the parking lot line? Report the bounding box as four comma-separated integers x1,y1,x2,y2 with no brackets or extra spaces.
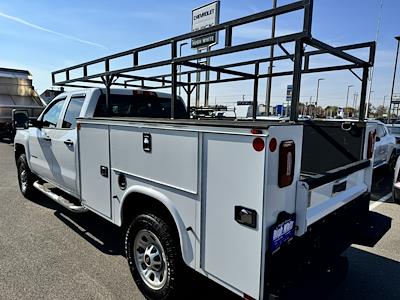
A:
369,192,392,211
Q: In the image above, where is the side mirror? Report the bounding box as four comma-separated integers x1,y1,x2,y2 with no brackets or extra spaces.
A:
30,119,43,128
12,109,29,130
376,136,381,142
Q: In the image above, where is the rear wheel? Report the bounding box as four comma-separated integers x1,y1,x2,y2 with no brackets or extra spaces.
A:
17,153,36,198
125,213,184,300
388,150,397,171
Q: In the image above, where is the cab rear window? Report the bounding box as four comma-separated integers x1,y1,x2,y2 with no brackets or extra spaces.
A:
94,93,187,118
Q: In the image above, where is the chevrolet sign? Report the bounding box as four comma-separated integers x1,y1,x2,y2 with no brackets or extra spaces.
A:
191,1,220,49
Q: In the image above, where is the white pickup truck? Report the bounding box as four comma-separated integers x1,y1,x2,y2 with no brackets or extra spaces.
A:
12,1,379,298
13,87,376,299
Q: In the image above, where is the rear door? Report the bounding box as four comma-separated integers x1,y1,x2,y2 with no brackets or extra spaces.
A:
51,95,85,196
28,98,67,181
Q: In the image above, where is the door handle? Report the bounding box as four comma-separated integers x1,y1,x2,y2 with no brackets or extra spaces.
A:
100,165,108,178
64,139,74,146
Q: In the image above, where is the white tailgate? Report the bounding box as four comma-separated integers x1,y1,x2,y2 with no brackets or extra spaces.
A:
296,168,368,236
295,122,376,236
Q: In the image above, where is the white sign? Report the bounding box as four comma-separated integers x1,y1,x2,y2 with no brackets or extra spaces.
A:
192,1,220,49
286,85,293,102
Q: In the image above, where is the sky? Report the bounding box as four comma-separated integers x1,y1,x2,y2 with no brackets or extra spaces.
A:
0,0,399,109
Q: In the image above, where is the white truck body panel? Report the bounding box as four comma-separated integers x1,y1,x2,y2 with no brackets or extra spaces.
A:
78,119,295,298
13,88,376,300
110,126,199,194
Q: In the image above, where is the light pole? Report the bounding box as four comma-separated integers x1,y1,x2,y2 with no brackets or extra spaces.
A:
353,92,359,115
367,91,374,117
383,95,389,107
178,42,188,96
345,85,354,117
315,78,324,108
389,36,400,122
265,0,277,116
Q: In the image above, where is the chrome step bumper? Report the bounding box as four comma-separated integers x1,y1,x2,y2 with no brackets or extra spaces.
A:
33,181,88,213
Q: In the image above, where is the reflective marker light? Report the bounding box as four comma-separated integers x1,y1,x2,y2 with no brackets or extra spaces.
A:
251,128,263,134
269,137,277,152
278,140,295,188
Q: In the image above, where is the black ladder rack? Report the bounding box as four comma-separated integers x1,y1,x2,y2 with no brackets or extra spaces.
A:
52,0,375,122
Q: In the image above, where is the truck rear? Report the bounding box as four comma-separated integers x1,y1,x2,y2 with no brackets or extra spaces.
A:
75,111,375,299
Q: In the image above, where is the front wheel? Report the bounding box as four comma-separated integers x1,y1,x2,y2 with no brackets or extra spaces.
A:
16,153,36,198
125,213,184,300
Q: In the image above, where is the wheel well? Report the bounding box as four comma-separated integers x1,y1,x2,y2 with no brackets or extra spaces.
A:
121,193,179,237
14,144,25,162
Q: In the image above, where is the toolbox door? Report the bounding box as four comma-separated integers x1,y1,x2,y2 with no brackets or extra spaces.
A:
78,123,111,219
202,133,265,299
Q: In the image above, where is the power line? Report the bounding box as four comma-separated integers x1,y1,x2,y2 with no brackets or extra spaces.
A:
366,0,384,115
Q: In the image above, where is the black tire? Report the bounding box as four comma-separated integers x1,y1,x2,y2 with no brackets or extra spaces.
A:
388,150,397,171
16,153,36,198
125,213,184,300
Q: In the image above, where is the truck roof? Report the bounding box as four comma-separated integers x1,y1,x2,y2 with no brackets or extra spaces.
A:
58,88,179,100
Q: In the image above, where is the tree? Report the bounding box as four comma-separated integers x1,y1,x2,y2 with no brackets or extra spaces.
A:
375,105,387,117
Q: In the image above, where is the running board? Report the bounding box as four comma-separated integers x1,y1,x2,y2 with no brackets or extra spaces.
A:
33,181,88,213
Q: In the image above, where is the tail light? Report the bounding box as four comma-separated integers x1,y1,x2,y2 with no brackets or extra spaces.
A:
278,140,295,188
367,130,376,159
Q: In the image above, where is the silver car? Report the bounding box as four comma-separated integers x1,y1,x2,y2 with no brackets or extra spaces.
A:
393,156,400,204
372,121,397,169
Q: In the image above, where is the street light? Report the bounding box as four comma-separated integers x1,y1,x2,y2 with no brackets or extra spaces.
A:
315,78,324,108
389,36,400,121
178,42,188,96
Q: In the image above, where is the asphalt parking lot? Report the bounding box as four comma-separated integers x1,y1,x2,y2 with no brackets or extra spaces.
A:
0,141,399,300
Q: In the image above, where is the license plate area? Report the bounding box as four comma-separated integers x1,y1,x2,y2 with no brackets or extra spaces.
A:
269,212,296,254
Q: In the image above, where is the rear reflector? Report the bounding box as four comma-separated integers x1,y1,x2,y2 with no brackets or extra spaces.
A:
367,130,376,159
278,140,295,188
253,137,265,152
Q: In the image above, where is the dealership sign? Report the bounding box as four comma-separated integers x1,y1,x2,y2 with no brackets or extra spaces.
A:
286,85,293,102
192,1,220,49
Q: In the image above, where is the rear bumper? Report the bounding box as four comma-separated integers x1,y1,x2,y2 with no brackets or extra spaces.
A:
265,192,370,296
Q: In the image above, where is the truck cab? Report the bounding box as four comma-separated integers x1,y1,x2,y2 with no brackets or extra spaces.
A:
14,88,187,198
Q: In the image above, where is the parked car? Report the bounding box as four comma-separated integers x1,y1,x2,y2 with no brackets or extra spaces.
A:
386,123,400,152
393,156,400,204
373,121,397,169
